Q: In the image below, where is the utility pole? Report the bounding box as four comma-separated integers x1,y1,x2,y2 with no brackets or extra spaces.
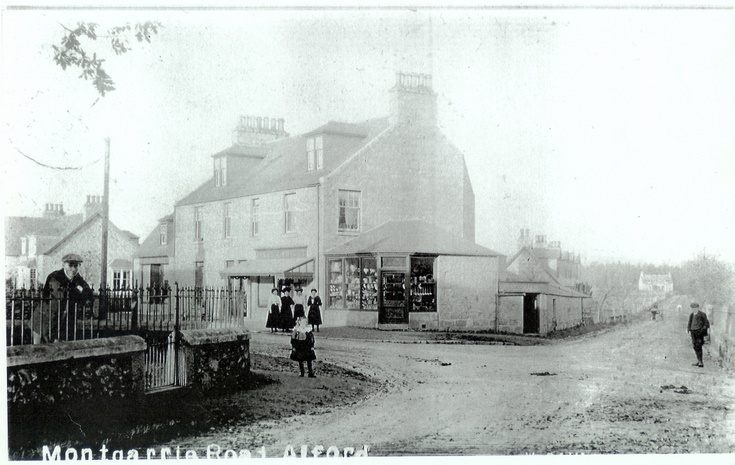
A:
100,137,110,290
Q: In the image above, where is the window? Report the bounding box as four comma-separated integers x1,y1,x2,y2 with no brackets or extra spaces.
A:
159,223,167,245
338,190,361,232
225,260,234,268
194,207,203,241
224,202,232,238
284,193,296,233
251,198,260,236
113,270,131,290
410,257,436,312
307,135,323,171
257,277,273,307
21,237,28,255
214,157,227,187
328,256,378,310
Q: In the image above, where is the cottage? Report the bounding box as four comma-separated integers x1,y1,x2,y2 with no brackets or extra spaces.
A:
5,196,139,290
155,72,504,330
638,271,674,293
498,229,590,335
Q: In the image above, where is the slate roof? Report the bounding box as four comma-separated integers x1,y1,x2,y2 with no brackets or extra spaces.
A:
176,117,390,207
135,213,175,259
504,246,564,287
44,213,138,256
4,214,84,256
325,220,503,257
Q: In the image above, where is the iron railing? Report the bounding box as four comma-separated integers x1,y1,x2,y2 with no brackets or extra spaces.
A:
5,284,246,346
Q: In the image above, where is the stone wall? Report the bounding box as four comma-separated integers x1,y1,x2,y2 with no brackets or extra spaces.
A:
180,328,250,393
7,336,146,411
709,304,735,369
435,255,498,330
498,295,523,334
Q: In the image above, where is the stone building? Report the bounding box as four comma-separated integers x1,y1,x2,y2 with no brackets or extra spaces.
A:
156,72,505,330
638,271,674,293
498,229,590,335
134,213,175,289
5,196,139,290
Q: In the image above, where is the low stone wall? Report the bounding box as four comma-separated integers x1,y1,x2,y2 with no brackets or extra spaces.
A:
7,335,146,411
708,304,735,369
179,328,250,393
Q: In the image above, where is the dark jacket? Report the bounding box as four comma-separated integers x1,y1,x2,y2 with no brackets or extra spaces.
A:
290,330,316,362
43,269,93,303
687,311,710,333
32,269,93,341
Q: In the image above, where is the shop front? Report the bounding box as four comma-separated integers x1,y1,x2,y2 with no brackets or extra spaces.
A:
324,221,503,330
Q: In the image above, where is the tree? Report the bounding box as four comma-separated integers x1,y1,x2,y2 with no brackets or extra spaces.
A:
678,253,733,307
52,21,162,96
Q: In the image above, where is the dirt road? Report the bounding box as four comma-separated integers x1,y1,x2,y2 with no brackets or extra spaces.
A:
169,305,735,456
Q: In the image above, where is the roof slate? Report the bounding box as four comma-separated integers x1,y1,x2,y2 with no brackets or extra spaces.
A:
4,214,84,256
325,220,502,257
176,118,389,207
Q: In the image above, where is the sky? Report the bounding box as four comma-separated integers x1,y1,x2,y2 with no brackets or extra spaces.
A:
2,5,734,265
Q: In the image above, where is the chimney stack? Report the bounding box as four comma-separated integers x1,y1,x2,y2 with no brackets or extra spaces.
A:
233,114,288,146
84,195,103,221
517,228,533,249
43,202,65,218
389,72,437,127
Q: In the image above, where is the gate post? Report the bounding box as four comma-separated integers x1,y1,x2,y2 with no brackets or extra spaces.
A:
174,282,180,385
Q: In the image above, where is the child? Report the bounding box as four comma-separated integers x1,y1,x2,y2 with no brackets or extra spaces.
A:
266,288,280,333
307,288,322,332
290,317,316,377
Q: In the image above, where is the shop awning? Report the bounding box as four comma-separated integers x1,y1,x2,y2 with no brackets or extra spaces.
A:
219,257,315,278
499,280,589,298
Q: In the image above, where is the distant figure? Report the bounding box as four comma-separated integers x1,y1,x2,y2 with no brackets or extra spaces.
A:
32,253,93,343
307,288,322,332
677,304,682,314
290,316,316,377
687,302,710,368
650,303,660,321
266,288,280,333
280,286,295,332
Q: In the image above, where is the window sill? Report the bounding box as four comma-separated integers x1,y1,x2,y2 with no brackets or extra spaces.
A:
337,230,360,236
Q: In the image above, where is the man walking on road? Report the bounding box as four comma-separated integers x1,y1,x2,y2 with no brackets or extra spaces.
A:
687,302,710,368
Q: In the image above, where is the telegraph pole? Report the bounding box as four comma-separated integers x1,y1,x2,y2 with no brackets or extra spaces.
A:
100,137,110,290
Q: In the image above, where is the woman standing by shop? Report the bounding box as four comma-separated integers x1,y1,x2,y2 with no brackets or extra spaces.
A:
293,288,306,320
267,288,280,333
307,288,322,332
280,286,295,332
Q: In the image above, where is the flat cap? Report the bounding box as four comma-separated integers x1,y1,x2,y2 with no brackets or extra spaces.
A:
690,302,700,308
62,253,84,263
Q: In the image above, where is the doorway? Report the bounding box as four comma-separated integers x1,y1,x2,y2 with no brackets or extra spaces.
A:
379,272,408,324
523,293,539,334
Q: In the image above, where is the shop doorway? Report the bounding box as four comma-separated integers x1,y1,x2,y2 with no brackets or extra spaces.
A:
379,272,408,324
523,293,539,334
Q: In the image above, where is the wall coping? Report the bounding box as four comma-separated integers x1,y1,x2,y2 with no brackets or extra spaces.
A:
179,328,250,346
6,335,146,368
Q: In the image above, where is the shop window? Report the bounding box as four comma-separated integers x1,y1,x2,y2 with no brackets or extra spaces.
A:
257,277,272,307
328,256,377,310
328,259,344,308
410,257,436,312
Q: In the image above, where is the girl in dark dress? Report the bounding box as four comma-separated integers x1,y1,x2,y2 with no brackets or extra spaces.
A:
293,288,306,320
307,288,322,332
280,287,295,332
290,317,316,377
266,288,280,332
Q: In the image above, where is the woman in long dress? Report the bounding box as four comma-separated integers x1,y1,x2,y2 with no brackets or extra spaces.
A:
307,288,322,332
266,288,280,332
280,287,295,332
293,288,306,320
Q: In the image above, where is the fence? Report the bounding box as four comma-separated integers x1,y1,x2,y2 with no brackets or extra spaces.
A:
5,284,246,347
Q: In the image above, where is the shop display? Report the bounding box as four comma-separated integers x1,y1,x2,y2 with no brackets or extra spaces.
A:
410,257,436,312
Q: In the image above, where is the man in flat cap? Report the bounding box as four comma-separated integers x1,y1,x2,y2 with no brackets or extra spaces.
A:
686,302,710,368
32,253,93,343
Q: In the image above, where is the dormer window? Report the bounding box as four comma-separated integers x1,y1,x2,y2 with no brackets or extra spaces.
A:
214,157,227,187
307,136,323,171
159,223,167,245
21,237,28,255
